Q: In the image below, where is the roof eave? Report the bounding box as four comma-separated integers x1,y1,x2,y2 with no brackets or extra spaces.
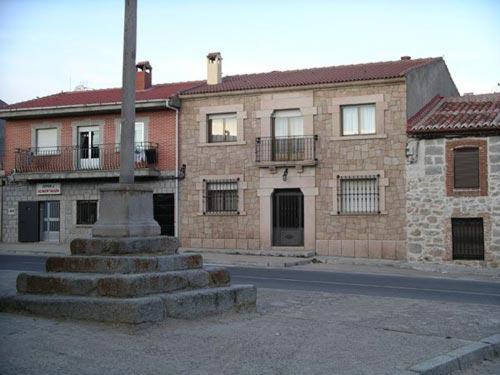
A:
0,99,170,120
178,77,406,99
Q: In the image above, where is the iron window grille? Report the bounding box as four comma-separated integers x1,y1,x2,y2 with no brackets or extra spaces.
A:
337,175,380,214
452,218,485,260
204,179,239,214
76,200,98,225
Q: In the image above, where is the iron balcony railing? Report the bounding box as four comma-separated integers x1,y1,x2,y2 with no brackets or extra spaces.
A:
255,135,317,163
14,142,158,173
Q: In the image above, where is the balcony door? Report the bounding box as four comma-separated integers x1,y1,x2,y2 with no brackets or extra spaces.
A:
272,110,304,161
78,126,100,170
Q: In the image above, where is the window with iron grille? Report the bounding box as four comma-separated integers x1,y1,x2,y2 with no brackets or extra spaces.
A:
207,113,237,143
454,147,480,189
337,175,379,214
452,218,484,260
76,200,98,225
204,180,239,214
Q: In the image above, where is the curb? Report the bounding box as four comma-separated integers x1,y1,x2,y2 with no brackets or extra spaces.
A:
408,334,500,374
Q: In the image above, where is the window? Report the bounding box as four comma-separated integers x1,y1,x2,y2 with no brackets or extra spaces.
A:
454,147,479,189
341,104,376,136
337,175,379,214
452,218,484,260
76,200,98,225
205,180,238,213
117,122,146,144
36,128,58,154
273,110,304,137
208,113,237,143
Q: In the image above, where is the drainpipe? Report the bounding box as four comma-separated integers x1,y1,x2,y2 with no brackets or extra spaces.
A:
165,99,180,238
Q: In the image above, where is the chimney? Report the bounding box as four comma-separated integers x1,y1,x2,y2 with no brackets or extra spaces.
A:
206,52,222,85
400,56,411,60
136,61,152,90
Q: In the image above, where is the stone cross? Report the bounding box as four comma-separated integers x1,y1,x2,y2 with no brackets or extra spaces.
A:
119,0,137,185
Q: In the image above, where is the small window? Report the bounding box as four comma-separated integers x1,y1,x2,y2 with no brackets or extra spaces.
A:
337,175,379,214
208,113,237,143
341,104,376,136
36,128,58,154
454,147,479,189
205,180,238,213
452,218,484,260
76,200,98,225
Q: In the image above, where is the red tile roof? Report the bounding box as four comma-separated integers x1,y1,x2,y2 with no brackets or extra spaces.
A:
4,80,203,110
407,93,500,136
181,57,442,95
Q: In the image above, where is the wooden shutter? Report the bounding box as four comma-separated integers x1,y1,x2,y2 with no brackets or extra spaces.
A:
454,147,479,189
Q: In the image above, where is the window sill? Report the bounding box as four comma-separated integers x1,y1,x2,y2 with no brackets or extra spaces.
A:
75,224,95,228
330,134,387,141
330,211,387,216
198,211,247,216
448,188,487,197
198,141,246,147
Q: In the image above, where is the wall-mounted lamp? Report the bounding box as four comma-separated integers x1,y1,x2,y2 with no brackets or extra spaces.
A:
282,168,288,182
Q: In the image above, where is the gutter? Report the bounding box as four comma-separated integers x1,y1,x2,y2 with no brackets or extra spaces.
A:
165,98,180,238
0,99,169,120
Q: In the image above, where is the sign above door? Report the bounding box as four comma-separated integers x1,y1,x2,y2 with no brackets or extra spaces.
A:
36,183,61,195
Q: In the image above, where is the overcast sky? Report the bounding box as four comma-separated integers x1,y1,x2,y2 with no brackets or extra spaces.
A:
0,0,499,104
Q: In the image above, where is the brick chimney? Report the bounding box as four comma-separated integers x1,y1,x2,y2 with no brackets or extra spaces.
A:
206,52,222,85
136,61,152,90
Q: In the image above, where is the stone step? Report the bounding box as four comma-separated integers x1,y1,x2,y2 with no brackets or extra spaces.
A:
0,284,256,323
46,254,203,274
70,236,179,256
17,267,230,298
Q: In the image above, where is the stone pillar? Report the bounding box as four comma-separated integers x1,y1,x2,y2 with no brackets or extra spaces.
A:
119,0,137,185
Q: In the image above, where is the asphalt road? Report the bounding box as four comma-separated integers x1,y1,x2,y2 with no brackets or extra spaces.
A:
0,254,499,305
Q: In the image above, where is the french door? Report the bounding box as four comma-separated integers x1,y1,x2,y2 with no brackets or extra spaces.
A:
78,126,100,169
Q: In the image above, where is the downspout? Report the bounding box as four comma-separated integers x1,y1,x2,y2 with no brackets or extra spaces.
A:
165,99,180,238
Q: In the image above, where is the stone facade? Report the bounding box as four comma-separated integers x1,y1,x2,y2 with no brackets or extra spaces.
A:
406,136,500,267
180,81,409,258
1,178,176,243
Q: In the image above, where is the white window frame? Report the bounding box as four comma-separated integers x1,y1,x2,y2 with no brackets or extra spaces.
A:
197,104,247,146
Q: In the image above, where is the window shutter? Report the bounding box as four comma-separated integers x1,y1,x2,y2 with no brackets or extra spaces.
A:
454,148,479,189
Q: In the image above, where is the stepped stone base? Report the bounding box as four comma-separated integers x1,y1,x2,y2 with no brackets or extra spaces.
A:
70,236,179,256
0,285,256,323
0,242,257,323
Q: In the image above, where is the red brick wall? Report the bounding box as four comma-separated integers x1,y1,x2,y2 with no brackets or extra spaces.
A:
3,109,177,174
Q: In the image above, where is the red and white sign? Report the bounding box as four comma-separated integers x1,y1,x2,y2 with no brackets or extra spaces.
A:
36,183,61,195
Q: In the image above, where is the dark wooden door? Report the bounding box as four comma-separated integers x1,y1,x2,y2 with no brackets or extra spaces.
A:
153,193,175,236
273,189,304,246
18,201,39,242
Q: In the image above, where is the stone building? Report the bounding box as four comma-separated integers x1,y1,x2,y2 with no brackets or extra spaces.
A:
0,62,200,244
406,93,500,267
178,54,458,259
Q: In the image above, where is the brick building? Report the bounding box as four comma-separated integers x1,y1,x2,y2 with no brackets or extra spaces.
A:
178,54,458,259
406,93,500,267
0,63,200,243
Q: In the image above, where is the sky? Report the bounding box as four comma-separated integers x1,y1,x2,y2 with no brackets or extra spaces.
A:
0,0,499,104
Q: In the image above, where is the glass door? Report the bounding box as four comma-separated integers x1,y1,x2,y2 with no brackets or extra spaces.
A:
78,126,100,169
39,201,60,242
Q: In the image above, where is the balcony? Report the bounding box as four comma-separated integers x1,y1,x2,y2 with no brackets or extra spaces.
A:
255,135,318,168
14,142,159,181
